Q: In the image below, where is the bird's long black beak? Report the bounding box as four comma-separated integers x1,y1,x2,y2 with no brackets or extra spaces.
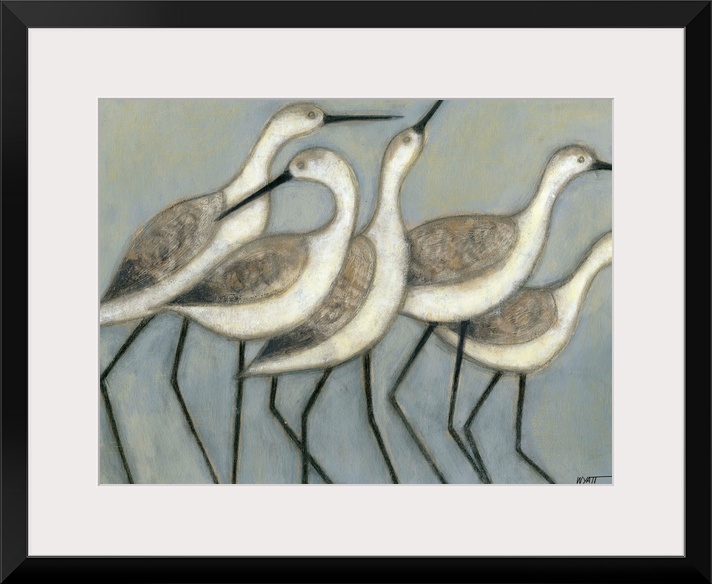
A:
216,170,293,221
412,100,444,135
591,160,612,171
323,113,402,125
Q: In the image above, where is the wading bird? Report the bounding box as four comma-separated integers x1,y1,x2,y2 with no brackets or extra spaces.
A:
435,232,613,483
100,103,400,483
242,101,444,484
169,148,361,483
390,144,612,483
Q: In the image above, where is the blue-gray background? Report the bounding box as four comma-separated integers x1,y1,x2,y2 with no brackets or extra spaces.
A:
99,99,612,484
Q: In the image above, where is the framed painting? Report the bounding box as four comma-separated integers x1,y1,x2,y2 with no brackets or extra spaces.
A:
7,0,709,582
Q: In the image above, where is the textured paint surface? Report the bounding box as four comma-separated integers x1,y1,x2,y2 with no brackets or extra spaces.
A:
99,99,612,484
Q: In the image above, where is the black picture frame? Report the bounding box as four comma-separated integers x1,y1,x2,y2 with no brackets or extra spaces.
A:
3,1,709,582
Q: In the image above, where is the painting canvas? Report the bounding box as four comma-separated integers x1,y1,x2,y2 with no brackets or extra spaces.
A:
99,98,612,485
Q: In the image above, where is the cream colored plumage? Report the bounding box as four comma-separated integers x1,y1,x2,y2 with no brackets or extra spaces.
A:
437,232,613,373
99,103,401,484
100,104,398,326
243,101,444,484
169,149,360,341
389,144,612,485
402,145,612,322
436,232,613,484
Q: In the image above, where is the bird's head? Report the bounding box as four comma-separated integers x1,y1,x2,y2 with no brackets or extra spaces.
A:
269,102,402,140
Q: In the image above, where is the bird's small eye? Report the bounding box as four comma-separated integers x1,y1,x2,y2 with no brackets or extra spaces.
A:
577,156,585,163
403,136,412,144
307,111,316,119
296,161,305,170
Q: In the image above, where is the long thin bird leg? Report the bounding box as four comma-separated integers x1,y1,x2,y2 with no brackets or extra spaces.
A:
448,321,489,484
230,341,246,484
516,375,556,484
463,371,503,484
268,378,333,483
99,384,133,482
170,318,220,484
301,369,333,484
362,352,399,483
100,315,156,484
387,323,447,484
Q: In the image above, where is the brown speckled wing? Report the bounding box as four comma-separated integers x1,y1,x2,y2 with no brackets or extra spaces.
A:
171,234,309,305
407,215,518,287
254,235,376,361
447,289,558,345
102,192,225,301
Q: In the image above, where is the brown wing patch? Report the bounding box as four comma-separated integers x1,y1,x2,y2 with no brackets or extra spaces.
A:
447,289,558,345
102,192,224,301
255,236,376,360
171,234,309,305
407,215,518,286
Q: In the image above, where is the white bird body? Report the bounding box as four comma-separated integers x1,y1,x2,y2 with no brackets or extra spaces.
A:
98,195,268,326
169,149,360,340
247,189,409,373
388,143,612,486
99,103,398,327
401,145,612,323
98,113,297,326
245,121,430,377
97,102,402,486
435,232,612,373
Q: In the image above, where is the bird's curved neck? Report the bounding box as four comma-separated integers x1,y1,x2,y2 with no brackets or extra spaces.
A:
515,167,572,239
366,157,408,235
223,125,291,205
311,171,359,247
556,242,612,320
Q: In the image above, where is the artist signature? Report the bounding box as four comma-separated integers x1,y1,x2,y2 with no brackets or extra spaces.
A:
576,475,612,484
